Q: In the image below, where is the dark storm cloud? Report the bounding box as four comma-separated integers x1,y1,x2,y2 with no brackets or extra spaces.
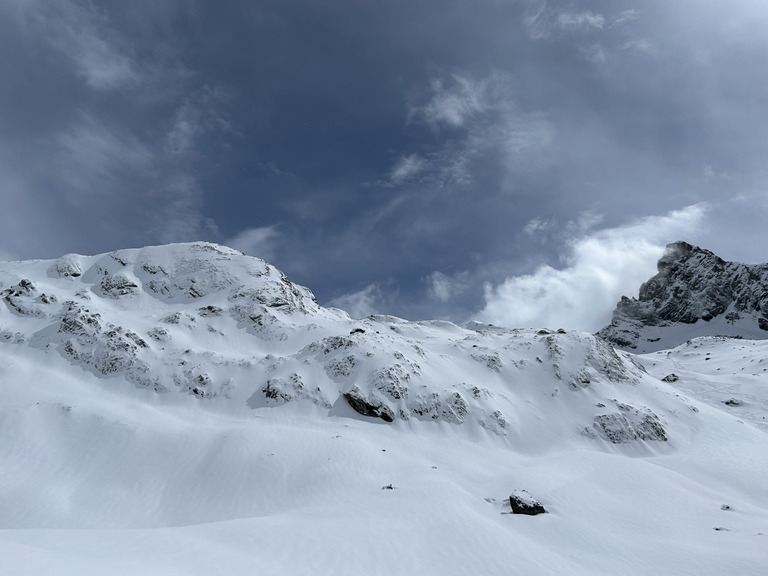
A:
1,0,767,328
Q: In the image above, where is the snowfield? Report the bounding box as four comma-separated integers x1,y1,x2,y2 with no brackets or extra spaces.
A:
0,243,766,575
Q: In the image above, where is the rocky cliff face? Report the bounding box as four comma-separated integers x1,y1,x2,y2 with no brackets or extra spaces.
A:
598,241,768,352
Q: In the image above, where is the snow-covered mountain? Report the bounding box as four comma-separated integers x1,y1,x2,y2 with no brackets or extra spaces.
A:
598,241,768,352
1,242,766,575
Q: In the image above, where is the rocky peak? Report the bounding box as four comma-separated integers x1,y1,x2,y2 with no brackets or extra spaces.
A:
598,241,768,351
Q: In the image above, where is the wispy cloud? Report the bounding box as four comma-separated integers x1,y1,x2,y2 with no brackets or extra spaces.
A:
12,0,140,91
225,226,280,260
477,204,709,331
327,283,385,318
57,112,152,194
524,2,606,40
425,270,469,303
398,70,554,189
556,11,606,31
389,154,426,184
166,85,236,157
408,72,502,131
149,174,218,245
621,38,658,57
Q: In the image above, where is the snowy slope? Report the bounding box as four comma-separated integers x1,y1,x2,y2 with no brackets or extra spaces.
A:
598,241,768,352
1,243,766,575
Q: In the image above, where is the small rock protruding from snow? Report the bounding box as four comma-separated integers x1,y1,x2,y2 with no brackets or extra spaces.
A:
586,404,668,443
508,490,546,515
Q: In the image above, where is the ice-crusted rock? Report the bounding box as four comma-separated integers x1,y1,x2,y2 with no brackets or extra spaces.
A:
248,373,331,408
2,279,49,318
598,241,768,351
584,402,667,443
57,302,151,381
99,273,140,298
49,254,83,278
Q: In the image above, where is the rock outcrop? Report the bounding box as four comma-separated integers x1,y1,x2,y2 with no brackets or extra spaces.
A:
598,241,768,352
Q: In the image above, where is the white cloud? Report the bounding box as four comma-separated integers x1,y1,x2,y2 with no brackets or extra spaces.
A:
327,284,384,318
477,204,708,332
225,226,279,260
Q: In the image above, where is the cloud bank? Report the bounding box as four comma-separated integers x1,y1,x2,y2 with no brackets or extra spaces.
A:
477,205,708,332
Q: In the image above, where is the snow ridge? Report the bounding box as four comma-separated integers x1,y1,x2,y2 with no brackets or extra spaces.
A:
0,242,680,443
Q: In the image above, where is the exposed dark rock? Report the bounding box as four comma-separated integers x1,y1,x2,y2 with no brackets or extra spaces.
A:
197,305,224,317
509,490,546,515
325,355,357,379
661,373,679,382
49,255,83,278
2,279,53,317
471,353,502,372
100,273,140,297
344,387,395,422
723,398,742,406
587,405,667,443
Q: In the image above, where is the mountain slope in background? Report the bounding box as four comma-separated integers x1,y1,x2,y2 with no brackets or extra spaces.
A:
1,242,766,575
598,241,768,352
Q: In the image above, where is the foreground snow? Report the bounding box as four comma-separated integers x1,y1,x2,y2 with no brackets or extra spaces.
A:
1,243,766,574
1,354,766,575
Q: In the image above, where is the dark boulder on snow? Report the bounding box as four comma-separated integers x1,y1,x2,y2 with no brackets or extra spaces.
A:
509,490,546,515
344,387,395,422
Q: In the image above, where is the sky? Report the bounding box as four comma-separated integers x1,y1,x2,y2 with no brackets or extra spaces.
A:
1,0,767,331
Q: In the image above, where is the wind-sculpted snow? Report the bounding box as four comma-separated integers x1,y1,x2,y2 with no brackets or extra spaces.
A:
599,241,768,352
